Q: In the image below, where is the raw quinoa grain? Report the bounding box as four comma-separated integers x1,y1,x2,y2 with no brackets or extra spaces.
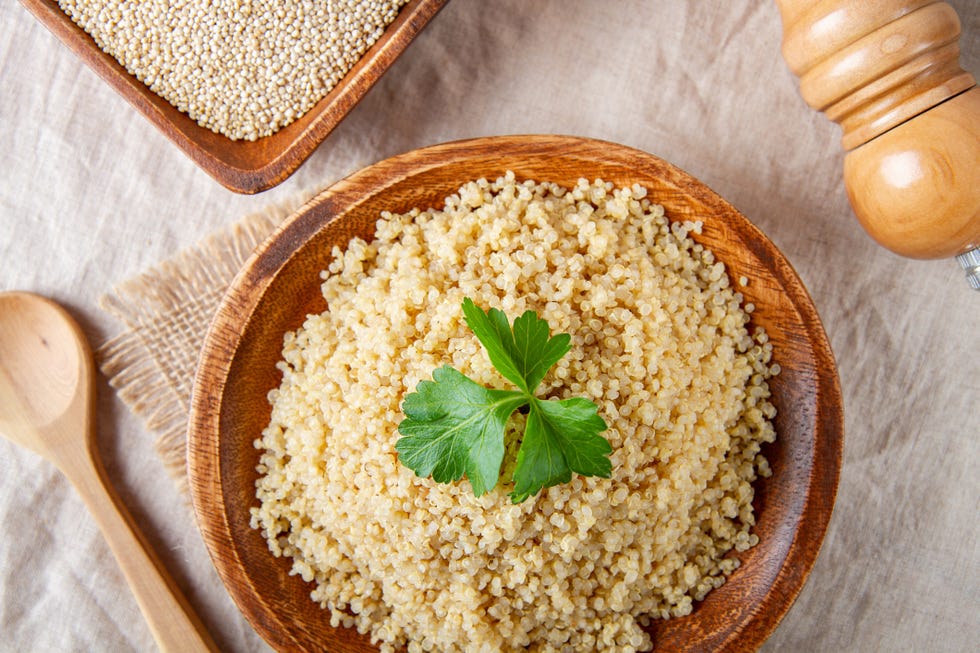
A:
58,0,409,140
251,173,778,652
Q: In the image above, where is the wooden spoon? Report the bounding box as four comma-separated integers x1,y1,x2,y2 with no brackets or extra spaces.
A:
0,291,218,652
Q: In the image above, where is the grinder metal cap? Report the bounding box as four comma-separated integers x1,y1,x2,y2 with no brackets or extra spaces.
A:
956,248,980,291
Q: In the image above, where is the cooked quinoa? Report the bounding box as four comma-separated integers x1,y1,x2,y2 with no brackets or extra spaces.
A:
58,0,408,140
251,173,778,652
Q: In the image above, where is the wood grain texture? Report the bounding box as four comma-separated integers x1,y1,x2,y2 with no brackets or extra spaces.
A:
0,292,219,653
186,136,844,652
776,0,979,260
844,87,980,258
777,0,974,149
16,0,448,194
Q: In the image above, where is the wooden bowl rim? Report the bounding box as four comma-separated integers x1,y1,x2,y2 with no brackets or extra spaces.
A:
17,0,448,194
188,134,844,652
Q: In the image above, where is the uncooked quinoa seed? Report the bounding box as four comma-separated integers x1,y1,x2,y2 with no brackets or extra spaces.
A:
251,174,778,652
58,0,409,140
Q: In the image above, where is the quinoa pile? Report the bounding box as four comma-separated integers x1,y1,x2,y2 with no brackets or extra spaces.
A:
251,174,778,652
58,0,409,140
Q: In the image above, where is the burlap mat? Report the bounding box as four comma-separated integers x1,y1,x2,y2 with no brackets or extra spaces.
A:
96,200,301,492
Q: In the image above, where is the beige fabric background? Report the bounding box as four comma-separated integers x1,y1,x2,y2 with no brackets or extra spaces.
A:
2,1,978,651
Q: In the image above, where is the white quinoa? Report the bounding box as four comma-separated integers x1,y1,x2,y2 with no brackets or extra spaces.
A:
251,174,778,652
58,0,409,141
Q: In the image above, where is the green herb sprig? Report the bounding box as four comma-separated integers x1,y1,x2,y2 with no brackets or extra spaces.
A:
395,298,612,503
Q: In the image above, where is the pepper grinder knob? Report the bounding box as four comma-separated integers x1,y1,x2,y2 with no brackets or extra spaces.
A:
776,0,980,286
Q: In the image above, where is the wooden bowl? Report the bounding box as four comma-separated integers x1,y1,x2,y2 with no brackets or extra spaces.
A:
187,135,844,652
18,0,447,194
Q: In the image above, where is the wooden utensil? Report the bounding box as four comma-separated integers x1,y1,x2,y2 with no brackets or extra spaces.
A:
17,0,448,194
187,135,844,652
776,0,980,286
0,292,219,653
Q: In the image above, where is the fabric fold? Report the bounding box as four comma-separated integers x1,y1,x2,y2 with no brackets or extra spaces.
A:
95,202,299,489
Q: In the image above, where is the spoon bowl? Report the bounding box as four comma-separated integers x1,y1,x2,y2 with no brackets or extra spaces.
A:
0,292,90,456
0,291,218,653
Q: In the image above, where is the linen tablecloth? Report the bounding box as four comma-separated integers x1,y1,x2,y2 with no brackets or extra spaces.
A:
2,1,978,651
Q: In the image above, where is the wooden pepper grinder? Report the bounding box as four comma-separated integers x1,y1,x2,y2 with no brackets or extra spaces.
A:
775,0,980,289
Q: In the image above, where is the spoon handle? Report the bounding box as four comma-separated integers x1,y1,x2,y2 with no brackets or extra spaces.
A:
61,447,220,652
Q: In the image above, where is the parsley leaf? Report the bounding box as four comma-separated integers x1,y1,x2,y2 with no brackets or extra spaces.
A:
396,366,526,496
511,397,612,503
396,299,612,503
461,297,571,395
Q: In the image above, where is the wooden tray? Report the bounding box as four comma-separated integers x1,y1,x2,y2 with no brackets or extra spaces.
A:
187,135,844,652
18,0,448,194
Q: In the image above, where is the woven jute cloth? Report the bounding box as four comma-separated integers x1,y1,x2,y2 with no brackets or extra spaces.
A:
96,203,296,490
